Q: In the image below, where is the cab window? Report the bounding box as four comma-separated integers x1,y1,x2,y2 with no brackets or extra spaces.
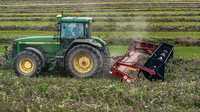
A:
61,23,84,39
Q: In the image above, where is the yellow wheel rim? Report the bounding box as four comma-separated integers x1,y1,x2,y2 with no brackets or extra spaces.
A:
19,58,34,74
73,52,93,74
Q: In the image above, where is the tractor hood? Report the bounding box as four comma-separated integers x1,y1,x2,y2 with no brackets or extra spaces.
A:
15,36,59,44
14,36,106,47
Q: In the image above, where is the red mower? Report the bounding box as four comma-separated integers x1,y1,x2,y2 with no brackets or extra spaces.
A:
110,40,174,83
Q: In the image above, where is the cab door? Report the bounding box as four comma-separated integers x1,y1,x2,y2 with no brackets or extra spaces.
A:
60,22,85,48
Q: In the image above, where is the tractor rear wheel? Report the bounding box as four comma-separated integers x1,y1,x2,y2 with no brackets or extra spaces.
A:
65,44,103,78
14,50,42,77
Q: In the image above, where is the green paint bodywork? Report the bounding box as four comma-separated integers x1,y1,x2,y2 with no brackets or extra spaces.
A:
13,35,106,61
15,36,60,58
11,16,108,66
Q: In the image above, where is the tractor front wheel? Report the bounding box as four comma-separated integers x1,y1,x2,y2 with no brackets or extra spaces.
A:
14,50,42,77
65,44,103,78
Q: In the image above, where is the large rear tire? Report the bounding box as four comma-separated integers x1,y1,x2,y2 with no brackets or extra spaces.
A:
14,50,42,77
65,44,103,78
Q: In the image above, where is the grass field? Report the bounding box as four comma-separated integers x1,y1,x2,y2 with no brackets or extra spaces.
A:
0,0,200,112
0,59,199,112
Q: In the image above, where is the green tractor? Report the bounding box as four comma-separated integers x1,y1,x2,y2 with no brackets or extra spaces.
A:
5,15,110,77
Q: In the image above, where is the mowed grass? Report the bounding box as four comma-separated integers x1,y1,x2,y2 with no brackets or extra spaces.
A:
175,47,200,59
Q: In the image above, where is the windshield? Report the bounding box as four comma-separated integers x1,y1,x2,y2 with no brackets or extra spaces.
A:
61,23,84,39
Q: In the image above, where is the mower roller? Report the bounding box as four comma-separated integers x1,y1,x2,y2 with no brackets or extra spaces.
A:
110,40,174,82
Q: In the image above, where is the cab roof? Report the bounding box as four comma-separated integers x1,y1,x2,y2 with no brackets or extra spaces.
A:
58,16,93,23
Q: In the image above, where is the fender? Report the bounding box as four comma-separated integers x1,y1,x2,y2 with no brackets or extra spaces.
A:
63,39,104,60
24,47,45,67
65,39,104,52
71,39,103,47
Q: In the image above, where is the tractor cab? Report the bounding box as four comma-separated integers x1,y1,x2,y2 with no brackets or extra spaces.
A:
57,15,93,41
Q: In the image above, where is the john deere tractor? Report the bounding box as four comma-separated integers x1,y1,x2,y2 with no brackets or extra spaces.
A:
6,15,110,77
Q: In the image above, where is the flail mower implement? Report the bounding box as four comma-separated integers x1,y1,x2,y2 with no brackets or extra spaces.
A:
110,40,174,82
